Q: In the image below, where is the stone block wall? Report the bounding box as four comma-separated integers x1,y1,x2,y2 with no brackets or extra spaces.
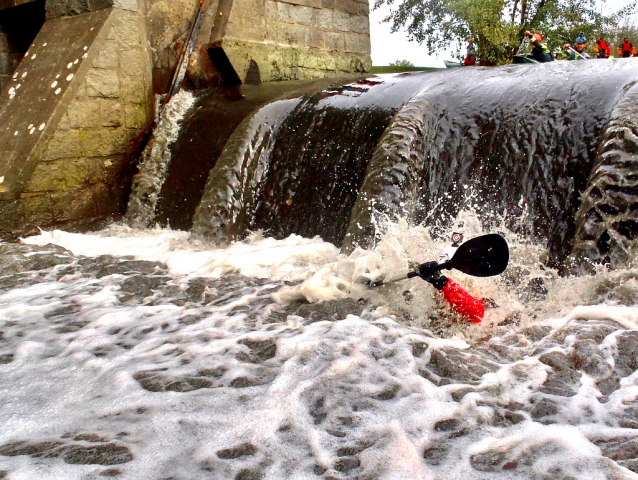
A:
144,0,371,91
0,3,153,239
222,0,371,82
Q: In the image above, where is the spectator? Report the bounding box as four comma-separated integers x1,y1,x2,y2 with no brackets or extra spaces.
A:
595,38,611,58
618,37,636,57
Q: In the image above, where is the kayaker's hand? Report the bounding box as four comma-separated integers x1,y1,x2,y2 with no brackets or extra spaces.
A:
417,262,449,291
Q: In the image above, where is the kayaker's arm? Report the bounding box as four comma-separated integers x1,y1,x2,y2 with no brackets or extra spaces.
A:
417,262,485,323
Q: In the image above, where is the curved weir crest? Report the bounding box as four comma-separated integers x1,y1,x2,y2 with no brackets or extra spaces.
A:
129,59,638,267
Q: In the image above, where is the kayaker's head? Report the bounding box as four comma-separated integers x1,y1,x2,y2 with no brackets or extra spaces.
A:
575,35,587,51
625,37,630,43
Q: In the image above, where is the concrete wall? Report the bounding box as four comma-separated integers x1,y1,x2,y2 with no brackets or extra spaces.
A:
145,0,371,90
0,0,370,239
221,0,371,82
0,2,154,239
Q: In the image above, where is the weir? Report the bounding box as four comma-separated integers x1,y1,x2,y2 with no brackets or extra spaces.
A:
129,59,638,268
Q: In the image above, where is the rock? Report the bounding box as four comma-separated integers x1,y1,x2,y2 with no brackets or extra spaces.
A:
334,457,360,473
0,440,63,458
434,419,461,432
61,443,133,465
427,347,499,385
0,243,74,276
216,443,258,459
470,450,507,472
614,332,638,377
527,397,559,420
423,446,447,465
237,338,277,363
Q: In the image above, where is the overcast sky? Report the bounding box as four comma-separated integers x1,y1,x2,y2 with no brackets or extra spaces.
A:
369,0,637,67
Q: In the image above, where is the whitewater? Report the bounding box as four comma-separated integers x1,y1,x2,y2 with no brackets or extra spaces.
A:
2,217,638,480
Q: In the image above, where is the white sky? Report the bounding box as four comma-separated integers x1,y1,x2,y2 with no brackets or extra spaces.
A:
369,0,637,67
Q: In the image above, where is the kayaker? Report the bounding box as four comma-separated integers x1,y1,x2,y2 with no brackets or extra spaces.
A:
566,35,591,60
618,38,636,58
525,31,553,63
595,38,611,58
417,232,485,324
464,40,477,66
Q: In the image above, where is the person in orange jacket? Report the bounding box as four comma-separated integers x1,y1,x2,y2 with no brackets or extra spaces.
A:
417,232,485,324
618,38,636,57
595,39,611,58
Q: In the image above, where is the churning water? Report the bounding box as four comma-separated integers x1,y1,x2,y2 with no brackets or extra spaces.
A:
3,61,638,479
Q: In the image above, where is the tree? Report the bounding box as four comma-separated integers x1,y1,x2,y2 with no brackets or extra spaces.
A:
389,59,416,66
373,0,636,65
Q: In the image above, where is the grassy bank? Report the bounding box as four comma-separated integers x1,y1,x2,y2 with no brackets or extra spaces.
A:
371,66,440,74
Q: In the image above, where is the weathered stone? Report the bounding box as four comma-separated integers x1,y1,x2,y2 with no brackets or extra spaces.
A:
42,129,83,160
216,443,257,459
470,450,508,472
423,446,447,465
120,73,145,103
20,193,54,226
99,98,123,127
614,331,638,377
0,440,63,457
80,127,129,156
236,338,278,363
93,40,120,69
109,9,141,48
120,49,145,77
50,185,102,223
67,99,103,128
124,102,148,128
61,443,133,465
86,68,121,97
334,457,360,472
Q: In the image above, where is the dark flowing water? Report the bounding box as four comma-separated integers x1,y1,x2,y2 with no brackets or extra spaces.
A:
128,59,638,268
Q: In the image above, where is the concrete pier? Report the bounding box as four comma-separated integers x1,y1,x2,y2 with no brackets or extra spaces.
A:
0,0,372,239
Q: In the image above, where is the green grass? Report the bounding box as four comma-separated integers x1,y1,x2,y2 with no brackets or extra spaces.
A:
371,66,441,74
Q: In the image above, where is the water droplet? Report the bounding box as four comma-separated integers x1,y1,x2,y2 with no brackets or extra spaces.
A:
29,127,35,135
67,62,73,69
14,131,18,136
21,72,27,78
30,54,36,59
56,74,60,79
66,74,74,81
28,124,34,129
43,42,47,46
55,88,62,95
74,59,79,64
12,72,18,79
51,81,58,88
83,46,88,51
15,84,21,89
38,123,46,130
82,53,88,59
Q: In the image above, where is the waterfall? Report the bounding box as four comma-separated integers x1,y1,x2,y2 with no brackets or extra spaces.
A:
344,60,638,265
131,60,638,268
572,74,638,268
124,91,196,228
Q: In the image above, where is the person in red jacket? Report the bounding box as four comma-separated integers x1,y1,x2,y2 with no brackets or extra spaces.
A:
618,38,636,58
416,232,485,324
595,39,611,58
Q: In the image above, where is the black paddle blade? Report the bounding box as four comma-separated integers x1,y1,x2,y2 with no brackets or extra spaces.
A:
446,234,509,277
